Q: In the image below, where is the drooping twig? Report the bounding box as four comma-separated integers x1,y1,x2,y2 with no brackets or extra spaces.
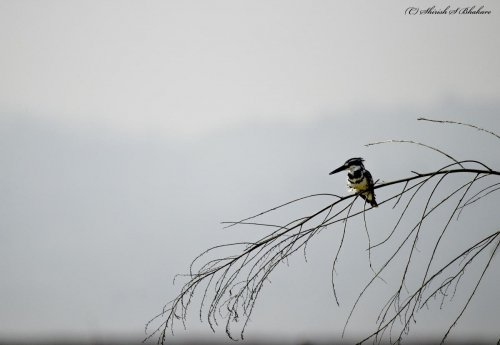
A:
366,140,464,168
418,117,500,140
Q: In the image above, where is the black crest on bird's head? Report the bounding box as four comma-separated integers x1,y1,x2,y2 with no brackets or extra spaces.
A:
344,157,365,168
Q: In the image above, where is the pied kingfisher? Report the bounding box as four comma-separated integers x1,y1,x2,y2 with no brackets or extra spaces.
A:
329,157,378,207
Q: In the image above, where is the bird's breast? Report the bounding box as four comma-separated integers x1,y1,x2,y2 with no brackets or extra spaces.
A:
348,177,369,191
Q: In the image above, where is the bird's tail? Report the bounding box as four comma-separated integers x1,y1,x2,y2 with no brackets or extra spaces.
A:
361,191,378,208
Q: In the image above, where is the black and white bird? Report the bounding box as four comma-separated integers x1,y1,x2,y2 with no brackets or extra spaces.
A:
329,157,378,207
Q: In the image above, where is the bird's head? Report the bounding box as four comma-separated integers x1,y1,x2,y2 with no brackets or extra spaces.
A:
329,157,365,175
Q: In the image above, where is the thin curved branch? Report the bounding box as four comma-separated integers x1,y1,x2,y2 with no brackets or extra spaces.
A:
366,139,464,167
418,117,500,140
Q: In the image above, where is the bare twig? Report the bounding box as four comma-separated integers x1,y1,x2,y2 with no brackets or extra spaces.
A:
418,117,500,140
366,140,464,168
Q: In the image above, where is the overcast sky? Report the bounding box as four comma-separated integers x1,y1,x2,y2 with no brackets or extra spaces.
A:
1,1,499,343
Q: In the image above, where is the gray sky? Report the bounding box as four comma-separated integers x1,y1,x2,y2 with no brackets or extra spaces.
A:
1,1,499,343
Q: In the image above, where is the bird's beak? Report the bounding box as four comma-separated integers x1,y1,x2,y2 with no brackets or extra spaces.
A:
329,165,347,175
